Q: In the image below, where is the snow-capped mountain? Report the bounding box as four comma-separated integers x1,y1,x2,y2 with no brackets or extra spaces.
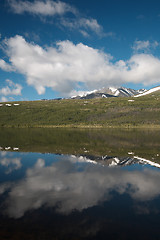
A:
71,87,147,99
80,154,160,169
134,86,160,98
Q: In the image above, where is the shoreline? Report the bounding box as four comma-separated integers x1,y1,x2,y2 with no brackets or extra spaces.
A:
1,124,160,129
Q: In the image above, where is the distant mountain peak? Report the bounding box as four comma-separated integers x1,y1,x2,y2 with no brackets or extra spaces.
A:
134,86,160,98
71,86,147,99
80,154,160,169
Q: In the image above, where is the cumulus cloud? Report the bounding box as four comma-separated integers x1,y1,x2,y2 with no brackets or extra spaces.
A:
1,35,160,96
2,156,160,218
132,40,159,52
8,0,76,16
0,79,22,96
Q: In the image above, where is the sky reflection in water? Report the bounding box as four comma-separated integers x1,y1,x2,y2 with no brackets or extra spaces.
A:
0,151,160,219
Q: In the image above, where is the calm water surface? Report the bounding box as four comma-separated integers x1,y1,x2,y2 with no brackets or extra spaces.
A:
0,128,160,239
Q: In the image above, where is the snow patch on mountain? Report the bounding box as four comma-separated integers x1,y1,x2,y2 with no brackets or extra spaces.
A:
114,90,120,96
109,87,117,93
102,94,107,98
134,156,160,168
134,86,160,98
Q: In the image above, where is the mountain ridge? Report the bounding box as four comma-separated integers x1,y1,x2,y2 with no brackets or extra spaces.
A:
71,86,147,99
80,154,160,168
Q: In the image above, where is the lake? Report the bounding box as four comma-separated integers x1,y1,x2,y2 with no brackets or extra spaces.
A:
0,128,160,239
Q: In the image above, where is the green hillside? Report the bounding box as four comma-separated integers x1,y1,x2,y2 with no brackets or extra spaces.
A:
0,91,160,128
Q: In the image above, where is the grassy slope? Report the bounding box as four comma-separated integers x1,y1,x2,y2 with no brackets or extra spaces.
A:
0,91,160,128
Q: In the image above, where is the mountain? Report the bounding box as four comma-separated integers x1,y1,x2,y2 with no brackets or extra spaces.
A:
71,87,147,99
80,154,160,169
134,86,160,98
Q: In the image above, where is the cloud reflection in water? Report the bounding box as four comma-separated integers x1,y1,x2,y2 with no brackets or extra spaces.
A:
1,155,160,218
0,151,22,174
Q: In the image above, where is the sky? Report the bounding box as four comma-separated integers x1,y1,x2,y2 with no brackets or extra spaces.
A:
1,0,160,101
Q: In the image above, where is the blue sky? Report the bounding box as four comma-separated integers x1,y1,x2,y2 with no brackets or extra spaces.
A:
1,0,160,101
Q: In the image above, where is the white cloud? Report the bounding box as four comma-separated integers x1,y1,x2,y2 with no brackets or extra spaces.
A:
133,40,150,51
2,35,160,96
153,41,159,48
1,96,8,102
132,40,159,52
60,17,104,37
79,30,90,38
0,79,22,96
0,59,14,71
79,18,103,35
8,0,105,37
8,0,76,16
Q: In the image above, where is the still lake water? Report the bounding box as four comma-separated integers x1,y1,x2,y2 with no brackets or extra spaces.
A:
0,128,160,239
